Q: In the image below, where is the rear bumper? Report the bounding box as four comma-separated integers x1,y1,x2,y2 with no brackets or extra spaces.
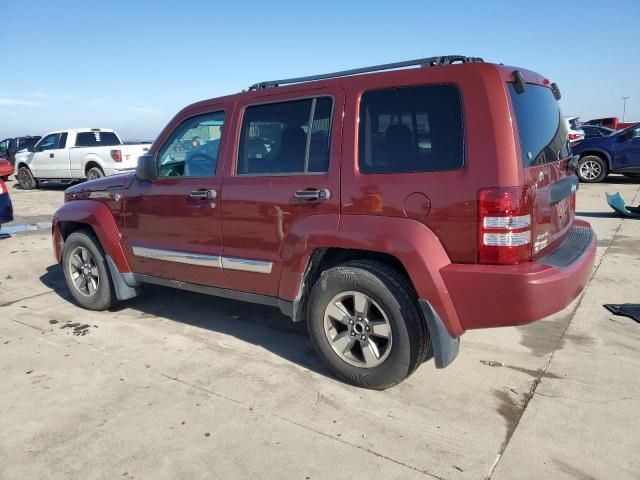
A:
441,220,596,330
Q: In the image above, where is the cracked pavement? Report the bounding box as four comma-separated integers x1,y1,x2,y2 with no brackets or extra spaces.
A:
1,179,639,479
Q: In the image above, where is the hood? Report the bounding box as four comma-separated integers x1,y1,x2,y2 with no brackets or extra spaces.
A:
65,172,135,195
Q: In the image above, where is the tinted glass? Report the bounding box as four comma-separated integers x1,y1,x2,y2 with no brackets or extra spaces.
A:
358,85,463,174
39,134,61,151
19,137,40,150
75,131,121,147
157,111,225,178
509,83,570,166
238,97,332,175
58,132,68,149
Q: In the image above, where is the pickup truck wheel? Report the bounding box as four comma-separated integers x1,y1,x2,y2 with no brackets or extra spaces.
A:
307,260,429,390
577,155,608,183
86,167,104,181
16,167,37,190
62,230,117,311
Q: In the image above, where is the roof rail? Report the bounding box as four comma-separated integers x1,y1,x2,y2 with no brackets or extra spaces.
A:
248,55,484,91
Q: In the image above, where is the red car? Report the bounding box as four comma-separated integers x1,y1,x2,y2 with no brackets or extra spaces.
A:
52,55,596,389
0,157,14,181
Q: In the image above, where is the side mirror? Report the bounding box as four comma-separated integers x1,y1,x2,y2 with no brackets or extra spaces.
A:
136,154,157,181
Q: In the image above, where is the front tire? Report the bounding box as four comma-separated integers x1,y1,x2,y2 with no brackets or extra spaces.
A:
577,155,608,183
62,230,117,311
16,167,38,189
86,167,104,181
307,260,429,390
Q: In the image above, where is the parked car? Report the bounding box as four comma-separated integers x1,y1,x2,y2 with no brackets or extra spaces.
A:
0,136,42,165
0,179,13,229
582,125,615,138
0,156,15,181
583,117,638,131
564,116,584,143
14,129,151,190
572,123,640,182
52,56,596,389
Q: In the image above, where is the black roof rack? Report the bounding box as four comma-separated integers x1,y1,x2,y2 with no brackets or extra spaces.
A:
248,55,484,91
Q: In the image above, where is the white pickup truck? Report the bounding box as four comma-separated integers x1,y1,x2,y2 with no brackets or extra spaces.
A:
14,128,151,189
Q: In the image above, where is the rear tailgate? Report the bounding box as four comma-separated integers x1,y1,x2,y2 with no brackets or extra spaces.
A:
118,144,151,169
509,82,577,257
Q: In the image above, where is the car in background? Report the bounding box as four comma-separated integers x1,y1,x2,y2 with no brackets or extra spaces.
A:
0,136,42,165
582,125,615,139
583,117,638,131
0,179,13,230
14,128,151,189
0,155,15,181
564,116,584,143
572,123,640,182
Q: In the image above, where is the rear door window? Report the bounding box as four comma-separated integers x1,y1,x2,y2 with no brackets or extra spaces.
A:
509,84,570,166
237,97,333,175
358,85,464,174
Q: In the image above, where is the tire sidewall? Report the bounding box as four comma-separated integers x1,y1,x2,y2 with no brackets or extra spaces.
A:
307,267,415,389
62,231,114,310
17,167,36,189
577,155,607,183
87,167,104,180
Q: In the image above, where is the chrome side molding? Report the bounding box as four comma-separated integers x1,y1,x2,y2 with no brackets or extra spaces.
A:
132,246,272,274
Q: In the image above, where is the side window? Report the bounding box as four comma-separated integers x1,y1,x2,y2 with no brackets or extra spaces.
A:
0,140,8,155
237,97,332,175
358,85,464,174
157,111,225,178
39,134,61,151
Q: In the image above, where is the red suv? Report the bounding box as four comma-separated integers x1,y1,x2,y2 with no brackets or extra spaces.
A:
52,56,596,389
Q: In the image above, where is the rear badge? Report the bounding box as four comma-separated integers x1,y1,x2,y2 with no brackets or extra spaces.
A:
534,231,550,254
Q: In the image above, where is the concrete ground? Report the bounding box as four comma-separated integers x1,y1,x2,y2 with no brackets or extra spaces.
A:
1,177,639,480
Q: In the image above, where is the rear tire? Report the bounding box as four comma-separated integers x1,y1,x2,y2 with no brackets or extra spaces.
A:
577,155,608,183
86,167,104,181
306,260,429,390
62,230,117,311
16,167,37,190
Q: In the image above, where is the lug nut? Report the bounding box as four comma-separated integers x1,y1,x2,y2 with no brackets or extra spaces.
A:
365,326,370,331
361,335,366,340
350,331,356,336
348,319,354,325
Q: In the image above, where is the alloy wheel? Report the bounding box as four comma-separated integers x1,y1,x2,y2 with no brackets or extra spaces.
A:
323,291,393,368
68,246,100,297
579,160,602,181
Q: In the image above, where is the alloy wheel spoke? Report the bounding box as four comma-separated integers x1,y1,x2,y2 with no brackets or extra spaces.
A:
369,320,390,338
332,331,356,355
71,253,83,269
352,292,370,317
361,340,380,366
326,301,351,324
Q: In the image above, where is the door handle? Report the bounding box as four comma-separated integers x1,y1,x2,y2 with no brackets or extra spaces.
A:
50,153,54,158
294,188,331,201
189,189,217,199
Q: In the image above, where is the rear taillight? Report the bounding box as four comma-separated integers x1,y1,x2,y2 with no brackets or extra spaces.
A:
0,180,5,194
568,133,581,141
111,149,122,162
478,187,532,265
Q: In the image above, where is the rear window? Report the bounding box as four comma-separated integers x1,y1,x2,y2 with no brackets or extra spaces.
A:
75,131,121,147
509,84,570,166
358,85,464,174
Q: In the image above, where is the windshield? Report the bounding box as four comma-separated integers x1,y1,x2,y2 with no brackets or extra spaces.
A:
509,83,570,167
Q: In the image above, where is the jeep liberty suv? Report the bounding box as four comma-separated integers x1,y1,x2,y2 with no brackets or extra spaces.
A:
52,55,596,389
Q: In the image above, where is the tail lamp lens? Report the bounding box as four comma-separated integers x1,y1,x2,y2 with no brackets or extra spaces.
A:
478,187,532,264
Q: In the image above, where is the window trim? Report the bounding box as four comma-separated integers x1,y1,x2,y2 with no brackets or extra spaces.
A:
235,95,335,177
357,83,465,175
155,109,226,180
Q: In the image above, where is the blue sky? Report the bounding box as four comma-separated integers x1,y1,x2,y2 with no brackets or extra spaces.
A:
1,0,639,140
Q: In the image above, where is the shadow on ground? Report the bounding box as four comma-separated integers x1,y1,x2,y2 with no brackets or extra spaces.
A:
40,264,332,379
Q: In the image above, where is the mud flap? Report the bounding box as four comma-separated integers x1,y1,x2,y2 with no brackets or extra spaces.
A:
106,256,140,300
606,192,640,218
418,299,460,368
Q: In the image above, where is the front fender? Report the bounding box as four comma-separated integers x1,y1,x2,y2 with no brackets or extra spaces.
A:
53,200,131,273
336,215,463,337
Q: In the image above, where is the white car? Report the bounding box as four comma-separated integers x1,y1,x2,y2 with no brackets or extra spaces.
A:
564,116,584,144
14,128,151,189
